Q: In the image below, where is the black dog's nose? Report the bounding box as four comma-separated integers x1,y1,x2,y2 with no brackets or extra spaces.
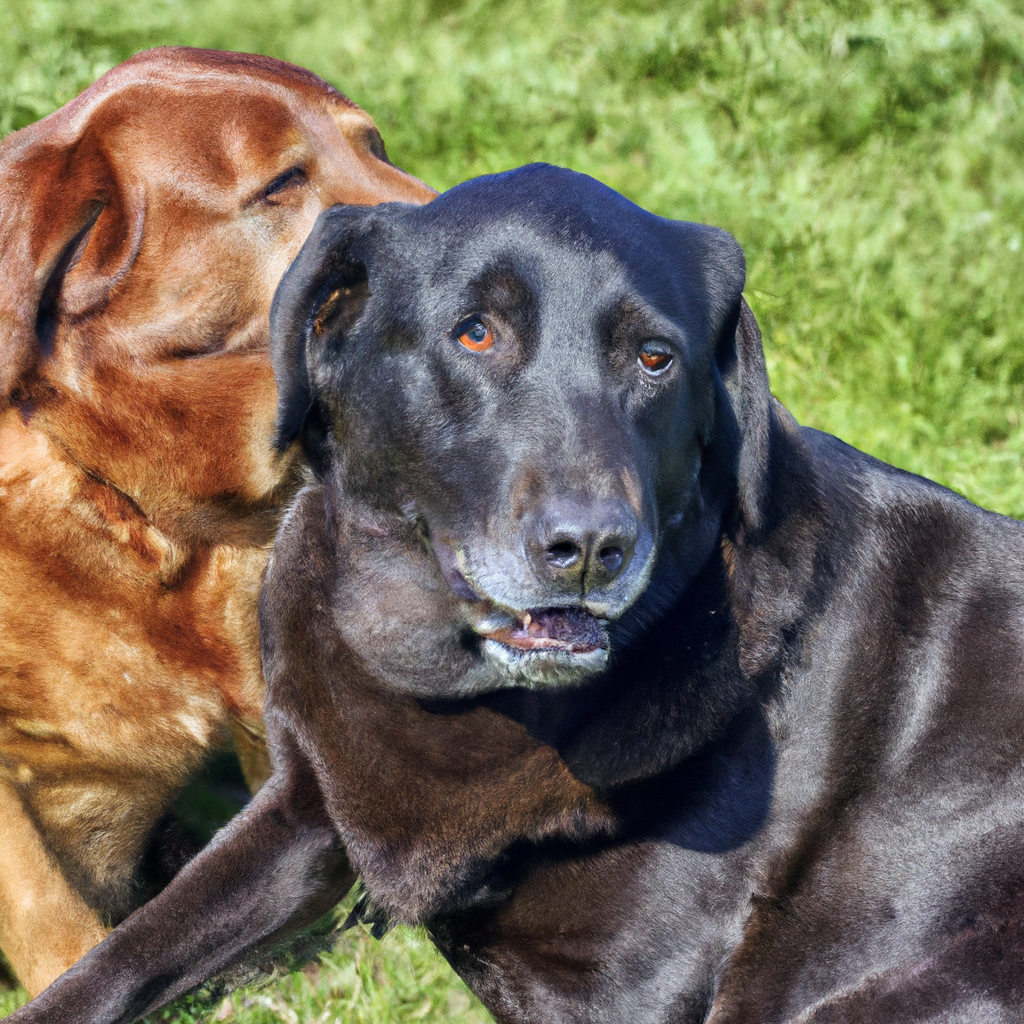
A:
545,540,583,570
529,499,638,592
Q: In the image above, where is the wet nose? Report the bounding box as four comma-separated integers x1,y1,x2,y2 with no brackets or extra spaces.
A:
527,498,638,592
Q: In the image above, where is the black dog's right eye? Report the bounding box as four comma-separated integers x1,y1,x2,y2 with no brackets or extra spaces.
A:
455,317,494,352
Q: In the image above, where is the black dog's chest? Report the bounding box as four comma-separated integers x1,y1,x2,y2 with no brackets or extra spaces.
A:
432,837,756,1024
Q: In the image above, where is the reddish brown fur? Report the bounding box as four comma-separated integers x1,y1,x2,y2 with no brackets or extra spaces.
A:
0,46,434,995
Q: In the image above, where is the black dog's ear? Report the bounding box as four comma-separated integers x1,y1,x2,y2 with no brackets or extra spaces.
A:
716,297,776,533
650,213,772,533
269,204,380,453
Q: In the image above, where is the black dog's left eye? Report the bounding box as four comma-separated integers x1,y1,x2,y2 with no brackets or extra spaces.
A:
638,341,674,376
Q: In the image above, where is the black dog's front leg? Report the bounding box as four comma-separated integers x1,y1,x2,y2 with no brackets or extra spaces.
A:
8,759,353,1024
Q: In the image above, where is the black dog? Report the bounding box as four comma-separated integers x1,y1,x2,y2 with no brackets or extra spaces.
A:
12,165,1024,1024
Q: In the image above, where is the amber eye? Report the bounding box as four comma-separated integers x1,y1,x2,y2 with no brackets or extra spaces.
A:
456,318,494,352
638,341,674,376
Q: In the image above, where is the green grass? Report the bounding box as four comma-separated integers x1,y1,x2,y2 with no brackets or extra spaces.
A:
0,896,492,1022
2,0,1023,1019
4,0,1024,514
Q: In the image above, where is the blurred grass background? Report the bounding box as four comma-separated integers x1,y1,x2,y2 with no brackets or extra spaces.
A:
1,0,1023,1019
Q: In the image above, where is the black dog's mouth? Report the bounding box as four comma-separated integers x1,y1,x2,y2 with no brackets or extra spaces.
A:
478,606,607,655
471,601,611,686
428,535,611,675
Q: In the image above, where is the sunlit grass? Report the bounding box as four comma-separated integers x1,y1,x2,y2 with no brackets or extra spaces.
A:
2,0,1023,1018
198,923,490,1024
144,899,491,1024
4,1,1023,516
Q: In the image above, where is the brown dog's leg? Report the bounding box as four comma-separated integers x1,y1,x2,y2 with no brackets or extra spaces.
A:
9,749,353,1024
229,719,273,794
0,779,108,996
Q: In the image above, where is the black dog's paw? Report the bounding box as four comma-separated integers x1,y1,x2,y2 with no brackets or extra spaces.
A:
344,886,396,940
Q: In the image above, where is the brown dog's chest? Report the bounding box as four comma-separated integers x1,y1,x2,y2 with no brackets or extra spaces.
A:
0,411,268,905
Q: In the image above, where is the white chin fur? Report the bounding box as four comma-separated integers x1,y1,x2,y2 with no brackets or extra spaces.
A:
442,639,609,697
481,638,609,687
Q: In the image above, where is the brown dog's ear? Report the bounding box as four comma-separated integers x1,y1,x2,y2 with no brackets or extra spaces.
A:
0,125,145,405
269,203,381,453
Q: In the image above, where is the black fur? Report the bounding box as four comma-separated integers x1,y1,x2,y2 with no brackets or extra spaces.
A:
12,164,1024,1024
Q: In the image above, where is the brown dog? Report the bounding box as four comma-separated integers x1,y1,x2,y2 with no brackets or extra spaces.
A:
0,46,433,995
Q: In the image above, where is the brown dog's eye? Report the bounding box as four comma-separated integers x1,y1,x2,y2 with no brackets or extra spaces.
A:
456,318,494,352
365,128,390,164
263,166,307,202
638,341,673,376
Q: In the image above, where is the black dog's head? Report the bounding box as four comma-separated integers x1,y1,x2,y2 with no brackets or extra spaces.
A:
271,164,746,690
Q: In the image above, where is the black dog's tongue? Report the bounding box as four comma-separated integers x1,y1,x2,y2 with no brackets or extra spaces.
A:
486,607,606,654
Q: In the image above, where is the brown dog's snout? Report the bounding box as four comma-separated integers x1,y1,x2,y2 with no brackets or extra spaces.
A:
526,497,638,594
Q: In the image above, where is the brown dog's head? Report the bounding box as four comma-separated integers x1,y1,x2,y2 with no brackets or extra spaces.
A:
0,46,434,546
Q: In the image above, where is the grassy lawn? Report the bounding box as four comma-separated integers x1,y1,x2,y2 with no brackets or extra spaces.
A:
0,895,493,1022
2,0,1023,1020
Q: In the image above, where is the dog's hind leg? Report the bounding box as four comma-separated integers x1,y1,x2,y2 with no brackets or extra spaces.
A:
7,753,354,1024
0,778,108,996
